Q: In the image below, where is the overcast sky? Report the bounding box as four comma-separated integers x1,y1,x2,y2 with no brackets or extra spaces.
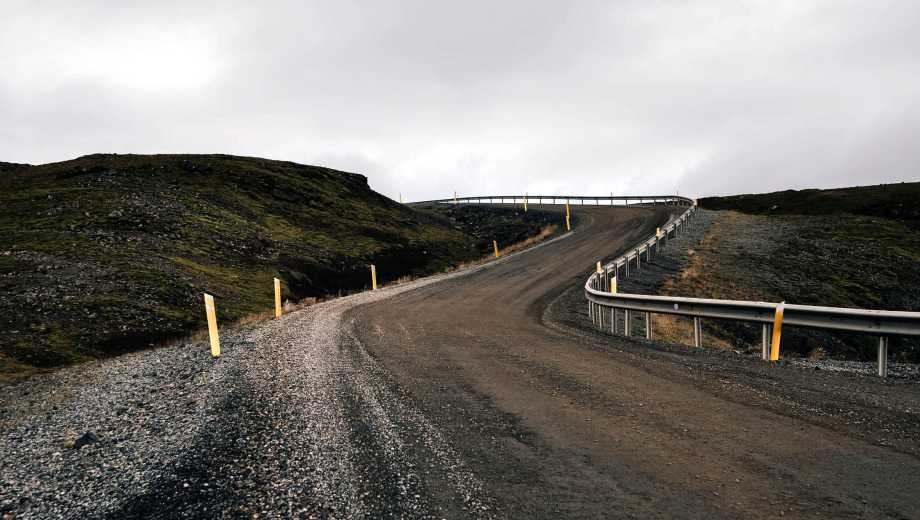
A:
2,1,918,199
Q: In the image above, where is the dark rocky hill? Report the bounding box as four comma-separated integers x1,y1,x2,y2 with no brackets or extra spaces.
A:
699,181,920,228
0,154,556,377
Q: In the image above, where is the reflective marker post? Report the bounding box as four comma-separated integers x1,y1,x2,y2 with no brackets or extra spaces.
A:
203,293,220,358
769,302,785,361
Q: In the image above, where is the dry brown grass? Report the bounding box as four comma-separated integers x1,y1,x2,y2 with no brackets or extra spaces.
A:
501,224,558,255
650,313,736,351
449,224,559,272
652,213,751,352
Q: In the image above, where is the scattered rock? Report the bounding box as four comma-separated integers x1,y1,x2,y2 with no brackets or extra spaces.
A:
73,432,99,450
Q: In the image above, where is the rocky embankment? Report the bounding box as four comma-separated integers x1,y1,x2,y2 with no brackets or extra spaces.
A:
618,209,920,378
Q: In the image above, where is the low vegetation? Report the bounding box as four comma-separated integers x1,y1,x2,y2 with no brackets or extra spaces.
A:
0,154,560,378
673,183,920,362
415,203,563,255
699,181,920,229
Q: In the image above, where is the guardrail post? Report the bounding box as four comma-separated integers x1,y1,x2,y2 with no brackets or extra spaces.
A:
769,302,785,361
693,317,702,347
611,308,617,334
636,249,641,271
878,336,889,378
203,293,220,358
761,324,771,360
624,309,631,336
645,312,652,339
595,263,604,328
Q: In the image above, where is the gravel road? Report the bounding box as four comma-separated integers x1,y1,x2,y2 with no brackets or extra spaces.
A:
354,204,920,518
3,203,919,519
1,249,545,518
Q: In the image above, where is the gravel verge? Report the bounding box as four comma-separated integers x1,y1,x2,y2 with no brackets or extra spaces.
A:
0,235,571,519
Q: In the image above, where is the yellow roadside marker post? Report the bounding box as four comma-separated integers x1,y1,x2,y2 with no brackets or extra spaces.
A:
274,277,282,319
524,192,528,212
565,203,571,231
399,193,403,203
203,293,220,358
493,240,500,258
595,262,605,328
769,302,785,361
370,264,378,290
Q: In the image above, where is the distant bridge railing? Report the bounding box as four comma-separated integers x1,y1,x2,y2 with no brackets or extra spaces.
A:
584,204,920,377
410,194,694,206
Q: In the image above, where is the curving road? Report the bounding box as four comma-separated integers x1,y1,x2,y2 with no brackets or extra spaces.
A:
3,204,920,519
352,204,920,518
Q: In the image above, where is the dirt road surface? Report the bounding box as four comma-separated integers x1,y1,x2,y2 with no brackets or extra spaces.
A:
353,204,920,519
3,204,919,519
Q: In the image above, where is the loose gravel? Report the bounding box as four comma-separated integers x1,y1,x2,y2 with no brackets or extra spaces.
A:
1,244,579,518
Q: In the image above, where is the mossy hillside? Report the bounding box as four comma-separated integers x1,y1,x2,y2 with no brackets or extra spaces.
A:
663,211,920,362
0,154,486,373
695,182,920,360
416,204,565,256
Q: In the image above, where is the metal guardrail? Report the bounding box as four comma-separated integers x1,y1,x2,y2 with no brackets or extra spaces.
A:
412,193,919,376
584,204,920,377
410,194,694,206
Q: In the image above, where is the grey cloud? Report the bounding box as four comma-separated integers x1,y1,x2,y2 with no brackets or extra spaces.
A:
2,0,918,200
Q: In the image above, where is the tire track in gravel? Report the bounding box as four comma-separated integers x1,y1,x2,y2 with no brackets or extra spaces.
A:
91,238,574,518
